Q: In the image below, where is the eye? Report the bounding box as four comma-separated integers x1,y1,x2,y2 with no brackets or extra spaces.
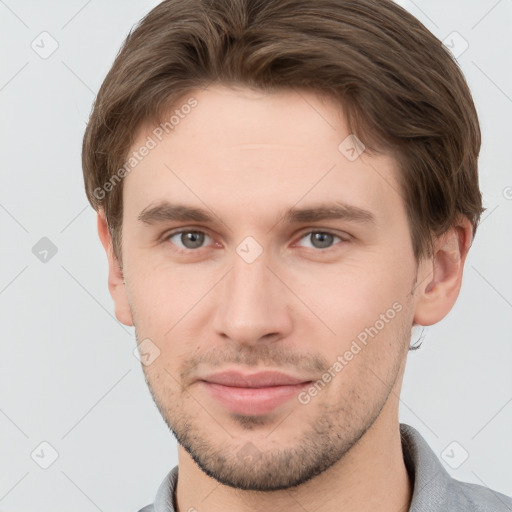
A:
166,230,213,250
163,229,347,252
295,230,346,250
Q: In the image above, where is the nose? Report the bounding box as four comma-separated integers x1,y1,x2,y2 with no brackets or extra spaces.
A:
211,247,293,347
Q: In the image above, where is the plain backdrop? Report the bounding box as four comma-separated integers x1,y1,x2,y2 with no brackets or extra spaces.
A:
0,0,511,510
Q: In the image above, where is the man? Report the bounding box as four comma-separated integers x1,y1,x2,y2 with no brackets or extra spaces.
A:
82,0,512,510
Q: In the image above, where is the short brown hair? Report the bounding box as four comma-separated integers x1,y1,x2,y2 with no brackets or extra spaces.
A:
82,0,484,263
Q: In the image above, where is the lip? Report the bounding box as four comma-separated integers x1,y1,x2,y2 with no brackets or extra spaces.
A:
198,370,312,416
200,370,310,387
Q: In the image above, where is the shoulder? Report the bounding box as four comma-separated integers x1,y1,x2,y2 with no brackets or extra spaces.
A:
135,465,179,512
400,423,512,512
446,478,512,511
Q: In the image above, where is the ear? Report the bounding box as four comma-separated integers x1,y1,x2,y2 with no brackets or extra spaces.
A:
97,210,133,326
413,217,473,326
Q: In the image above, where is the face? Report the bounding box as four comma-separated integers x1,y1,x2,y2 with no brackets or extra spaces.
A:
117,85,422,490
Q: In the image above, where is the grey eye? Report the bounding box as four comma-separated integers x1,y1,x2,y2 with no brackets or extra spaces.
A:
297,231,341,249
169,231,211,249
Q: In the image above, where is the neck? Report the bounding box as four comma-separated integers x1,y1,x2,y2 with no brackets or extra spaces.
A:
175,400,412,512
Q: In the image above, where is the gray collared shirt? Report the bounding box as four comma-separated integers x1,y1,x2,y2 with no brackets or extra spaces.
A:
138,423,512,511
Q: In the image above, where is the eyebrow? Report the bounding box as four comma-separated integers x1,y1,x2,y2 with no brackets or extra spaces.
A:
137,201,376,226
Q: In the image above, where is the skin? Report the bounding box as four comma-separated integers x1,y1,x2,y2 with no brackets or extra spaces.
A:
98,85,472,512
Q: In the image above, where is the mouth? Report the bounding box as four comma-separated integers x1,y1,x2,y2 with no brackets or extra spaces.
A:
198,370,313,416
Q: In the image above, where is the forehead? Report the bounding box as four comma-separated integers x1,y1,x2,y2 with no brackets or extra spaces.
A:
122,85,404,227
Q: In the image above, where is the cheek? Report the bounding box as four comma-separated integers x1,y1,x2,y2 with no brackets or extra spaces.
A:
126,260,216,376
290,254,410,339
301,268,412,394
317,299,411,404
125,254,210,329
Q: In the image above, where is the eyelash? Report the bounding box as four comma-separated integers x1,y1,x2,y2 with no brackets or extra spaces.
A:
162,228,349,252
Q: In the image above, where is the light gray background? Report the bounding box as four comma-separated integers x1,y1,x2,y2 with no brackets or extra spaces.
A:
1,0,511,510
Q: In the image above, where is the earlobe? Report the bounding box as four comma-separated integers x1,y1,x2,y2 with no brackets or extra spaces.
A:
97,210,134,327
413,219,472,327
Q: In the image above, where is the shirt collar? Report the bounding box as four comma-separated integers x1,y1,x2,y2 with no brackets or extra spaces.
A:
400,423,453,510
